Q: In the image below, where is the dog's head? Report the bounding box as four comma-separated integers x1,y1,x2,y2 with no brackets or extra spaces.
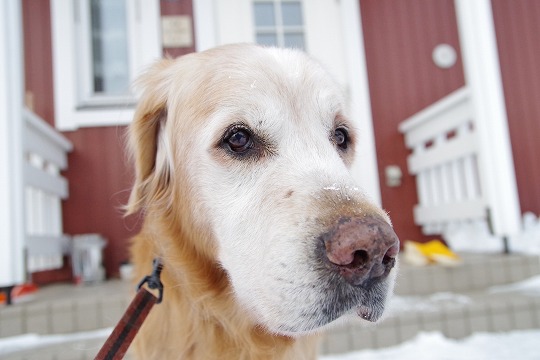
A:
127,44,399,336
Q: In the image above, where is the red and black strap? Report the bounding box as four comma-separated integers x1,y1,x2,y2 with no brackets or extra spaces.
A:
95,259,163,360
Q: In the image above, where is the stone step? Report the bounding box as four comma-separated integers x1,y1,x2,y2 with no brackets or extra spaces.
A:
395,252,540,296
0,281,130,339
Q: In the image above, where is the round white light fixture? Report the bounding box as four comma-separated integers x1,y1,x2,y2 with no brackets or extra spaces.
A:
432,44,457,69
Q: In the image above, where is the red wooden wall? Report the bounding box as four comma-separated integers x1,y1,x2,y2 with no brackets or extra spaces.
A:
22,0,54,127
492,0,540,216
360,0,466,242
22,0,196,281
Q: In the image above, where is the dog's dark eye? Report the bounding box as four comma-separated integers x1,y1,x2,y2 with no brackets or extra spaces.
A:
226,128,252,153
334,128,349,150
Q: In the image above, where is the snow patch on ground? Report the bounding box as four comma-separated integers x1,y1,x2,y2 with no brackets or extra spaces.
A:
3,327,540,359
0,328,112,356
321,329,540,360
444,212,540,254
489,274,540,296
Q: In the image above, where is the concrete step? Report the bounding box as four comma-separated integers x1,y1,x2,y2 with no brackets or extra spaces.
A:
0,281,131,360
0,281,130,339
395,252,540,296
321,289,540,355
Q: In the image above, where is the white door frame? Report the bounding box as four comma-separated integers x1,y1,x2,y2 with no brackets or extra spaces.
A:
454,0,521,237
339,0,381,205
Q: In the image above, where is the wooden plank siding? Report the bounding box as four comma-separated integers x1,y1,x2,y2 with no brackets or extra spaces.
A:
360,0,466,242
22,1,196,281
491,0,540,216
22,0,54,127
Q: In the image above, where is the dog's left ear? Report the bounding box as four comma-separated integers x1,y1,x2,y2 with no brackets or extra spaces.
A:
125,59,175,215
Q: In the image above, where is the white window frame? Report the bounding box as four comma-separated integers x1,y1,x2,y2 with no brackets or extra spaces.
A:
51,0,161,130
253,0,306,50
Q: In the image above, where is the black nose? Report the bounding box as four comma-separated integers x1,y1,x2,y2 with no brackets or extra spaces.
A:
320,216,399,286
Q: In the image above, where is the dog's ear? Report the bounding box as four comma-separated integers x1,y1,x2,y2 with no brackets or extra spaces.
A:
125,59,175,215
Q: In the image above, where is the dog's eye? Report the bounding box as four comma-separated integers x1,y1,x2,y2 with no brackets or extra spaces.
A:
226,128,252,153
334,128,349,150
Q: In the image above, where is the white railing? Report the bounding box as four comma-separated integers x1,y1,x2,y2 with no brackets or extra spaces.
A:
23,109,73,272
399,87,487,235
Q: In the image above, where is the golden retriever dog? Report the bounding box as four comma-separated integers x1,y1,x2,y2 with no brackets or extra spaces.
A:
126,43,399,359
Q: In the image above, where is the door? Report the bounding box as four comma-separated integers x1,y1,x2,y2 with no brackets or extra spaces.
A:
360,0,465,242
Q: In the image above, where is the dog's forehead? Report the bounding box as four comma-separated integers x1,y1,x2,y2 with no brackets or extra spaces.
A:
205,46,345,127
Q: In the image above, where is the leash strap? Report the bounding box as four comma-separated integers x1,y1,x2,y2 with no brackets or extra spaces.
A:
95,259,163,360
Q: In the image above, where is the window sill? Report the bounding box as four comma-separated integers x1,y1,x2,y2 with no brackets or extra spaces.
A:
56,106,135,131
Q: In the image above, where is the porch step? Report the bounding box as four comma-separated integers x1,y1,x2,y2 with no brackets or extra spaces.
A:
395,252,540,296
320,252,540,355
0,281,131,360
0,281,130,339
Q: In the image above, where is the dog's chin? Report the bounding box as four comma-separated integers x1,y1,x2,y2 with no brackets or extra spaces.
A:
260,272,396,337
269,308,380,338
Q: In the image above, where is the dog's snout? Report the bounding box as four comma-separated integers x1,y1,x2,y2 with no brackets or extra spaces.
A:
322,216,399,286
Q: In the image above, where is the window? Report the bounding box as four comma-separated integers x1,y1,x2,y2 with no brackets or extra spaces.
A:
73,0,133,109
51,0,160,130
91,1,129,96
253,1,305,50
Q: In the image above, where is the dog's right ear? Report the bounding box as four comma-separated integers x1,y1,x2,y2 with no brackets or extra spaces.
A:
125,59,176,215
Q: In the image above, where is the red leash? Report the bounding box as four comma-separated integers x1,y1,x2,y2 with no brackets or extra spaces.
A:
95,259,163,360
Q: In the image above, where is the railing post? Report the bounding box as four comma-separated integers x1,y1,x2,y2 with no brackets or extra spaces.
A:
0,0,26,287
454,0,521,239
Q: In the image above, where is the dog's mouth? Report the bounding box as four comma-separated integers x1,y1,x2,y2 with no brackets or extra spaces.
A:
353,276,392,323
267,271,394,335
321,278,391,327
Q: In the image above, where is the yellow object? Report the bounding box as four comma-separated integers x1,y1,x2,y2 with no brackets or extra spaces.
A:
404,239,461,266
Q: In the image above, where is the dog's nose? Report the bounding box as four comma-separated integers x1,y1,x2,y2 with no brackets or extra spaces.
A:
321,216,399,286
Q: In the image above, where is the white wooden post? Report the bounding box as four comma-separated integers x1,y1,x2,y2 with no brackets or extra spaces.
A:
454,0,521,238
193,0,217,52
0,0,25,287
341,0,383,206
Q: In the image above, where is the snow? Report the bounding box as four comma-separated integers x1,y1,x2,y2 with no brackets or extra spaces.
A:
0,328,112,356
321,329,540,360
510,212,540,254
444,212,540,254
1,327,539,359
489,274,540,296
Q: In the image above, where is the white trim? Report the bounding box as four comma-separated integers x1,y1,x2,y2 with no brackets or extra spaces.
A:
341,0,382,205
194,0,218,51
0,0,25,286
51,0,161,131
454,0,521,236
